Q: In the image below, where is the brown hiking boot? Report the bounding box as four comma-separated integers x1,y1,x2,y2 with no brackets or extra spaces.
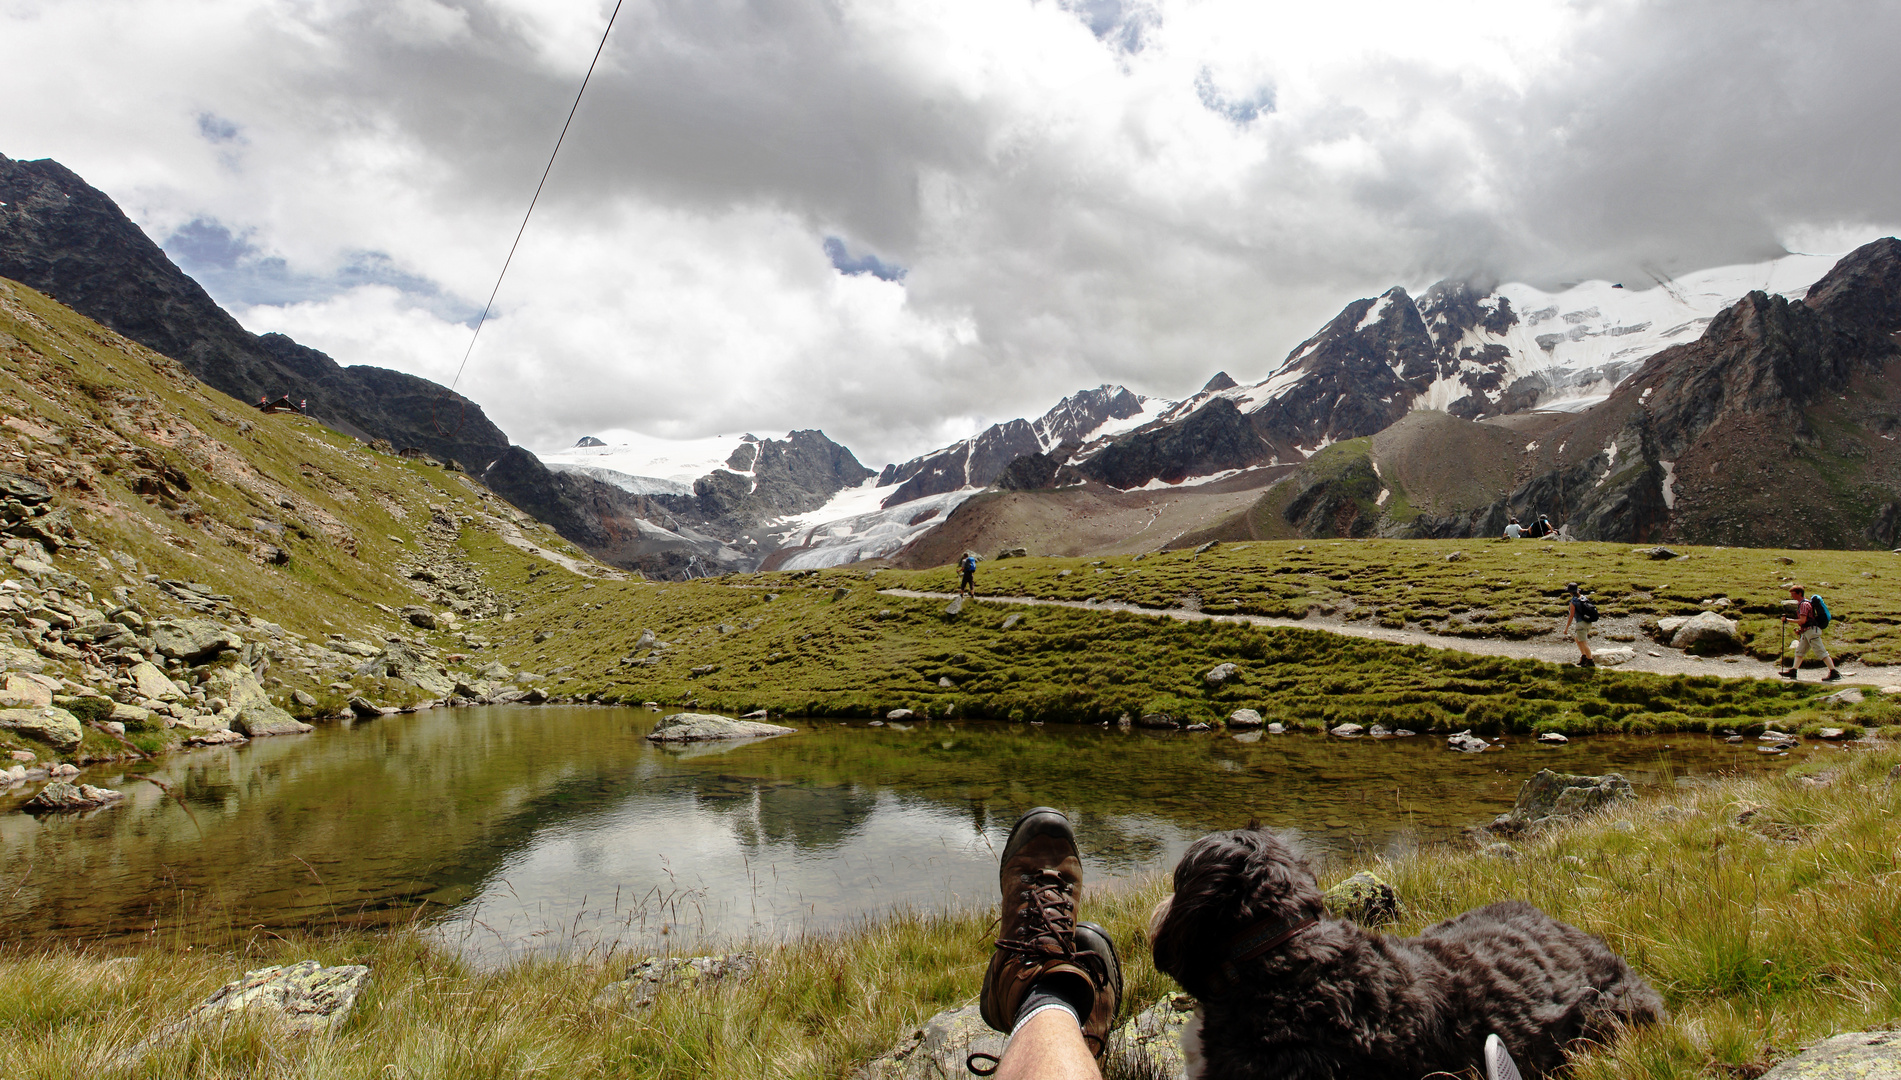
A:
979,808,1122,1056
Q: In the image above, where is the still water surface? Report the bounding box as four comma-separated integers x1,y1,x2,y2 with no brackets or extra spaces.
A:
0,706,1783,959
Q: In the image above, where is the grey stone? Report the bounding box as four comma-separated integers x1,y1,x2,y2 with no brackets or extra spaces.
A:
635,629,656,649
944,595,965,617
129,660,184,701
1103,994,1196,1080
0,644,46,673
1136,712,1181,729
201,662,308,736
886,708,917,720
118,961,370,1063
1669,611,1743,652
1537,732,1570,744
184,728,247,747
1447,730,1489,753
1822,688,1865,706
347,696,382,718
401,606,437,630
0,706,82,749
857,1000,1001,1080
366,641,455,699
1227,709,1263,728
995,547,1028,560
938,676,955,688
1593,647,1636,666
1491,769,1635,835
593,953,760,1011
151,618,242,662
1322,870,1402,925
647,712,796,742
23,780,123,811
1266,722,1285,734
1001,614,1022,630
1759,1030,1901,1079
1204,662,1239,685
1330,723,1365,738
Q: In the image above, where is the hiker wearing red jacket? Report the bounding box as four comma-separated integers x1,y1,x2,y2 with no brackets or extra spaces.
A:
1780,585,1839,682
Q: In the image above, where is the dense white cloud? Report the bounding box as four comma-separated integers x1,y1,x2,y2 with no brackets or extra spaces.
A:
3,0,1899,466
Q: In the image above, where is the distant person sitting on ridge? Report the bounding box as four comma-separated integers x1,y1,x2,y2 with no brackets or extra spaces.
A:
1504,517,1523,539
1537,513,1555,538
1780,585,1840,682
959,552,977,597
1565,582,1596,667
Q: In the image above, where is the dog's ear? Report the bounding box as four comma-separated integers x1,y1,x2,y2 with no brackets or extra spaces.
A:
1146,894,1173,948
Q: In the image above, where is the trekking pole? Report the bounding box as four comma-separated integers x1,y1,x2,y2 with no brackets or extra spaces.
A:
1777,620,1786,670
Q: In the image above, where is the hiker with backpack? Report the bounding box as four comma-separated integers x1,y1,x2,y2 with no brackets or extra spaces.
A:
1564,583,1597,667
959,552,978,597
1780,585,1839,681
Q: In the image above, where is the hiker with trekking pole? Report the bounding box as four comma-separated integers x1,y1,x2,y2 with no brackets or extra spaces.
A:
1778,585,1840,682
1564,583,1597,667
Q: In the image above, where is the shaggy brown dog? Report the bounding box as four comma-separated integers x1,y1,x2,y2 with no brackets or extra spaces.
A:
1149,828,1663,1079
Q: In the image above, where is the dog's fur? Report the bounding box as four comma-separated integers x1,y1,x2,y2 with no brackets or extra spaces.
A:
1149,828,1663,1079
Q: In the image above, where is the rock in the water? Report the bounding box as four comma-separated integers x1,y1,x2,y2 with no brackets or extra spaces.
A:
184,728,248,747
151,618,242,662
1136,712,1181,729
366,641,455,699
1491,769,1634,835
201,662,308,736
1817,727,1849,740
1265,722,1285,734
23,780,123,811
347,696,383,718
1593,647,1636,667
1330,723,1365,738
886,708,917,720
857,1000,1002,1080
1759,1030,1901,1080
1204,663,1239,685
1447,730,1488,753
647,712,796,742
118,961,370,1063
1227,709,1263,728
1322,870,1402,926
593,953,759,1011
1669,611,1743,653
235,711,314,737
0,705,82,750
1537,731,1570,744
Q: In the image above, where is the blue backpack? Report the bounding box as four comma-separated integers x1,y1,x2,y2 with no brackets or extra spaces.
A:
1810,594,1831,629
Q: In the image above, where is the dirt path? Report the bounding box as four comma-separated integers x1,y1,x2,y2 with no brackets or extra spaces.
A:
879,589,1899,688
487,517,628,580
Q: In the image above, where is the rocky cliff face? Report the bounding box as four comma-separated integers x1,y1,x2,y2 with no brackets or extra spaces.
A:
0,152,650,568
875,385,1144,507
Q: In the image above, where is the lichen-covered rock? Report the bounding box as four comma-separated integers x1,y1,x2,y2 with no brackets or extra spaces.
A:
593,953,759,1011
117,961,370,1064
0,705,82,749
1322,870,1402,926
855,1000,1002,1080
1204,663,1239,685
1491,769,1634,835
1759,1030,1901,1079
647,713,796,742
1103,994,1196,1080
23,780,123,811
151,618,242,662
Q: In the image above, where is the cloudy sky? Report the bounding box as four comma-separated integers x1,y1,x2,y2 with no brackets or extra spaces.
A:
5,0,1900,467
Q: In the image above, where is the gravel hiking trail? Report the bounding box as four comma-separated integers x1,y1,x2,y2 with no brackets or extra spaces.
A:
879,589,1898,689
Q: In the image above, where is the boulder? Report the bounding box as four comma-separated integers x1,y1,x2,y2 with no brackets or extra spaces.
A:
150,618,242,662
0,644,46,673
1136,712,1181,729
347,696,383,718
944,595,965,617
1668,611,1743,653
592,953,759,1011
129,661,185,701
937,676,955,688
1266,722,1286,734
401,606,438,630
1227,709,1263,728
1322,870,1402,926
635,629,656,649
0,705,82,749
1759,1030,1901,1080
201,663,308,736
1822,688,1865,706
1447,730,1488,753
23,781,123,811
1204,663,1239,685
1491,769,1634,835
367,641,455,699
647,713,796,742
1330,723,1365,738
1537,732,1569,744
116,961,370,1064
0,470,51,504
1593,648,1636,667
995,547,1028,560
856,1000,1002,1080
886,708,917,720
1102,994,1196,1080
1637,546,1680,560
109,703,151,727
1000,614,1022,630
1,673,52,707
184,728,247,747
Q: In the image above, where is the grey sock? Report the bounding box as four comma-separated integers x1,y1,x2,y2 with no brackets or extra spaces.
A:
1013,972,1093,1031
